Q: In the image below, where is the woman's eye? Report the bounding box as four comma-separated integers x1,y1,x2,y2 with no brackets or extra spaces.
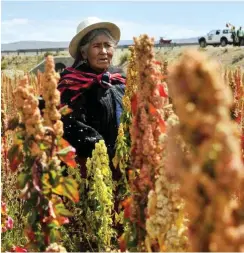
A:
105,44,113,50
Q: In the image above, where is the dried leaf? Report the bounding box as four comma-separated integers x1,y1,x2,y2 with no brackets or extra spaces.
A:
158,84,168,97
8,145,23,172
159,118,166,133
121,196,132,219
10,246,27,252
131,94,137,115
32,160,41,192
118,234,126,252
7,116,20,131
149,103,157,115
153,60,162,66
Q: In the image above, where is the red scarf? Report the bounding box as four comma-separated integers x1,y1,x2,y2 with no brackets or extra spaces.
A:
58,67,126,102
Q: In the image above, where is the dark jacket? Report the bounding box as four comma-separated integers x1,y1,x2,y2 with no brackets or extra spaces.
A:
58,64,126,177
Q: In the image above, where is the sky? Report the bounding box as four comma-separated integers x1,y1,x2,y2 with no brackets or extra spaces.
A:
1,1,244,43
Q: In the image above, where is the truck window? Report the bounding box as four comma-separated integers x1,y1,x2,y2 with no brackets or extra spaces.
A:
208,30,215,36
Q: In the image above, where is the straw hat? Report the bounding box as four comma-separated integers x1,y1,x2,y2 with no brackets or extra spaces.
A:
69,17,121,58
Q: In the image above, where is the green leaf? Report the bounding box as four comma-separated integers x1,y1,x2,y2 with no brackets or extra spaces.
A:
119,161,123,170
47,222,58,229
17,172,29,189
49,171,58,185
55,203,73,217
42,173,52,195
52,176,79,203
22,191,39,214
23,202,32,216
126,226,138,248
119,150,124,158
28,210,37,225
39,142,48,151
16,132,25,140
49,228,61,243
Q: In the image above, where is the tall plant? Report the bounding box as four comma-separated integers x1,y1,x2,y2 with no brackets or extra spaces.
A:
6,56,79,252
168,49,244,251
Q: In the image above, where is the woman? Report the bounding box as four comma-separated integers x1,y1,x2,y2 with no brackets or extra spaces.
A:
58,17,126,179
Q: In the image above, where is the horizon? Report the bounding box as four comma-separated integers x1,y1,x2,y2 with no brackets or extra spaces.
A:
1,1,244,44
1,36,198,44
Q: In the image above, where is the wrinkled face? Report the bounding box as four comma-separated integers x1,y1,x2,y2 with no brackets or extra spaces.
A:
81,34,115,72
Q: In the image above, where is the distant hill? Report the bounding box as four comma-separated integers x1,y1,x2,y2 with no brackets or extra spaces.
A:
118,40,134,46
1,41,69,51
1,40,134,51
1,37,198,51
171,37,198,44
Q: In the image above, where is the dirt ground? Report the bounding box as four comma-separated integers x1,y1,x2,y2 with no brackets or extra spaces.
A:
2,45,244,77
154,45,244,68
116,45,244,73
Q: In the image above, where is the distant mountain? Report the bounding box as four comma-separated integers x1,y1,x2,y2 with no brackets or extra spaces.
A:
1,41,69,51
1,40,134,51
171,37,199,44
118,40,134,46
154,37,198,44
1,37,198,51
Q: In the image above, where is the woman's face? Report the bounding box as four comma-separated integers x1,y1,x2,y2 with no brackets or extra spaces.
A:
82,34,115,72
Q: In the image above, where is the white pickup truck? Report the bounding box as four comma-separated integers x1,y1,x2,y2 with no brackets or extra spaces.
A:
198,29,233,47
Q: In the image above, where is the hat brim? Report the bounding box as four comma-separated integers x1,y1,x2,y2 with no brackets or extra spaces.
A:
69,21,121,59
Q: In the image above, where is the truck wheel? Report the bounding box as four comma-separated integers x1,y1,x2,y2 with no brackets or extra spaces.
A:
220,38,227,47
199,40,206,48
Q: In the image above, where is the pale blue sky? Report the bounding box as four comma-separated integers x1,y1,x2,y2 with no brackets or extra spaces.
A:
1,1,244,43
